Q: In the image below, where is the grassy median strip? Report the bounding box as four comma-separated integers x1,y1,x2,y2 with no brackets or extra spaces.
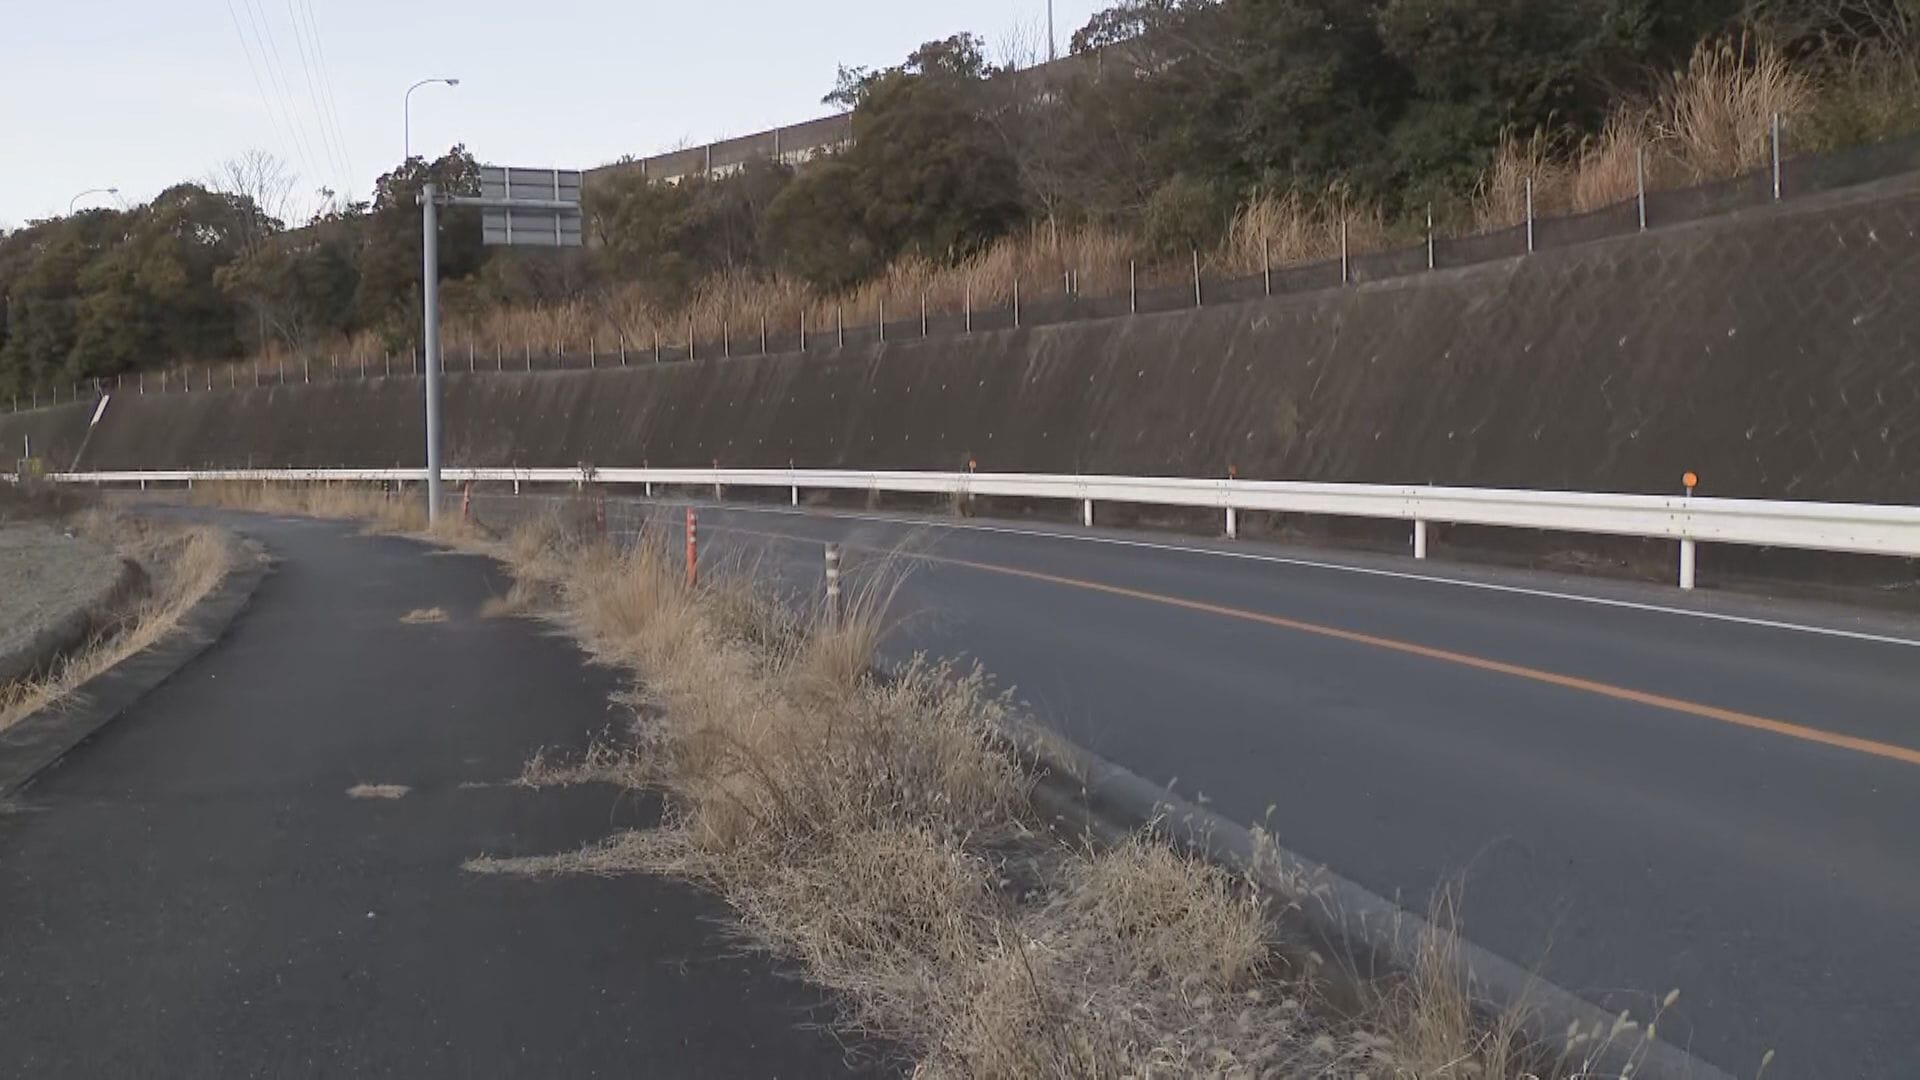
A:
0,503,233,732
458,508,1614,1079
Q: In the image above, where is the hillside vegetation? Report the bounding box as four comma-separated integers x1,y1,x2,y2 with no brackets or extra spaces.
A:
2,0,1916,397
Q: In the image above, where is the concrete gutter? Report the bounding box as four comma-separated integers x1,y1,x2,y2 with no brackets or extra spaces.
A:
1010,719,1737,1080
0,534,269,798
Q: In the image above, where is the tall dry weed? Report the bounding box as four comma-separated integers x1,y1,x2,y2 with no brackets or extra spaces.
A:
1657,36,1811,181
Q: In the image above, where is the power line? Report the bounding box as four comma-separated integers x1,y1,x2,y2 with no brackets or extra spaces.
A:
295,0,356,199
223,0,302,182
239,0,324,186
283,0,348,193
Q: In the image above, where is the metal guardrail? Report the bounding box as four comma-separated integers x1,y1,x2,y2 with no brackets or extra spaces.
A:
43,466,1920,590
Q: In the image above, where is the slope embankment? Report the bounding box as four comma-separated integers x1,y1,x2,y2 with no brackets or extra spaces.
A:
6,174,1916,507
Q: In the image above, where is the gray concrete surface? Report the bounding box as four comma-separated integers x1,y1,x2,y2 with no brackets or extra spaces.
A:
0,512,889,1077
0,523,130,686
559,494,1920,1080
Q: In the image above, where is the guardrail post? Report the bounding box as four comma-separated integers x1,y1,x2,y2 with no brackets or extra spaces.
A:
1082,498,1094,528
713,460,723,503
824,543,842,625
1679,539,1697,590
790,460,799,507
1225,466,1239,539
1413,519,1429,560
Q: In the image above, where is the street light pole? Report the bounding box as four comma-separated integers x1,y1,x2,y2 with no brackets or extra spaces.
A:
422,181,443,525
404,77,460,162
68,187,120,214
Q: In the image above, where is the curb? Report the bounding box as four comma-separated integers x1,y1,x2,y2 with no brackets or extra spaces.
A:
0,534,270,799
1010,719,1737,1080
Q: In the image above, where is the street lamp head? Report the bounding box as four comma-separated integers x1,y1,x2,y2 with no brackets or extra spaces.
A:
444,78,460,87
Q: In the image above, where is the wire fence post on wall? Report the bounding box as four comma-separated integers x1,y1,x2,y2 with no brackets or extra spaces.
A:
1129,260,1137,313
1772,111,1783,200
921,292,928,338
1262,235,1271,296
525,339,532,371
1426,206,1436,270
878,298,885,344
590,336,598,368
760,315,768,355
1637,149,1648,231
1525,176,1536,253
621,334,629,366
800,310,807,353
837,305,844,348
1192,249,1203,307
688,317,696,361
654,328,662,363
965,283,973,333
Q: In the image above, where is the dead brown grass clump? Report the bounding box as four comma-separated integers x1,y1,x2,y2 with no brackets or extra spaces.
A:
0,512,232,730
464,511,1600,1078
190,480,483,543
1482,36,1816,229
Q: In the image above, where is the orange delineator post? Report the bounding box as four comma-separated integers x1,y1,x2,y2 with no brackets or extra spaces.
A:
685,507,698,588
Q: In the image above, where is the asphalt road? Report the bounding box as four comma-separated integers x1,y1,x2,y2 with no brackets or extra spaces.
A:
583,495,1920,1080
0,514,882,1078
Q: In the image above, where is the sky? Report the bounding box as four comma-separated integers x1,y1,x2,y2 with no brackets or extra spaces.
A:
0,0,1110,227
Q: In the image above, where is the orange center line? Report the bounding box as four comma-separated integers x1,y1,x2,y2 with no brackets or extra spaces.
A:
701,520,1920,769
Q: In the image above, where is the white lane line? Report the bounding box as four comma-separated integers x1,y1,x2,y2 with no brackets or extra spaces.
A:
654,500,1920,650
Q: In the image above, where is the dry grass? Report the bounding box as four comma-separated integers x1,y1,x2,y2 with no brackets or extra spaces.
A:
189,480,481,544
1659,35,1811,181
1481,36,1817,230
449,506,1621,1078
0,512,233,731
1221,190,1392,274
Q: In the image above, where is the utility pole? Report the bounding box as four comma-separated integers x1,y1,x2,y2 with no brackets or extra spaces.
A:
1048,0,1057,62
421,182,444,525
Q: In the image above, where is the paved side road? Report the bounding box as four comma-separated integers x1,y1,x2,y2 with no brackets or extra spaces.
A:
0,513,882,1077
